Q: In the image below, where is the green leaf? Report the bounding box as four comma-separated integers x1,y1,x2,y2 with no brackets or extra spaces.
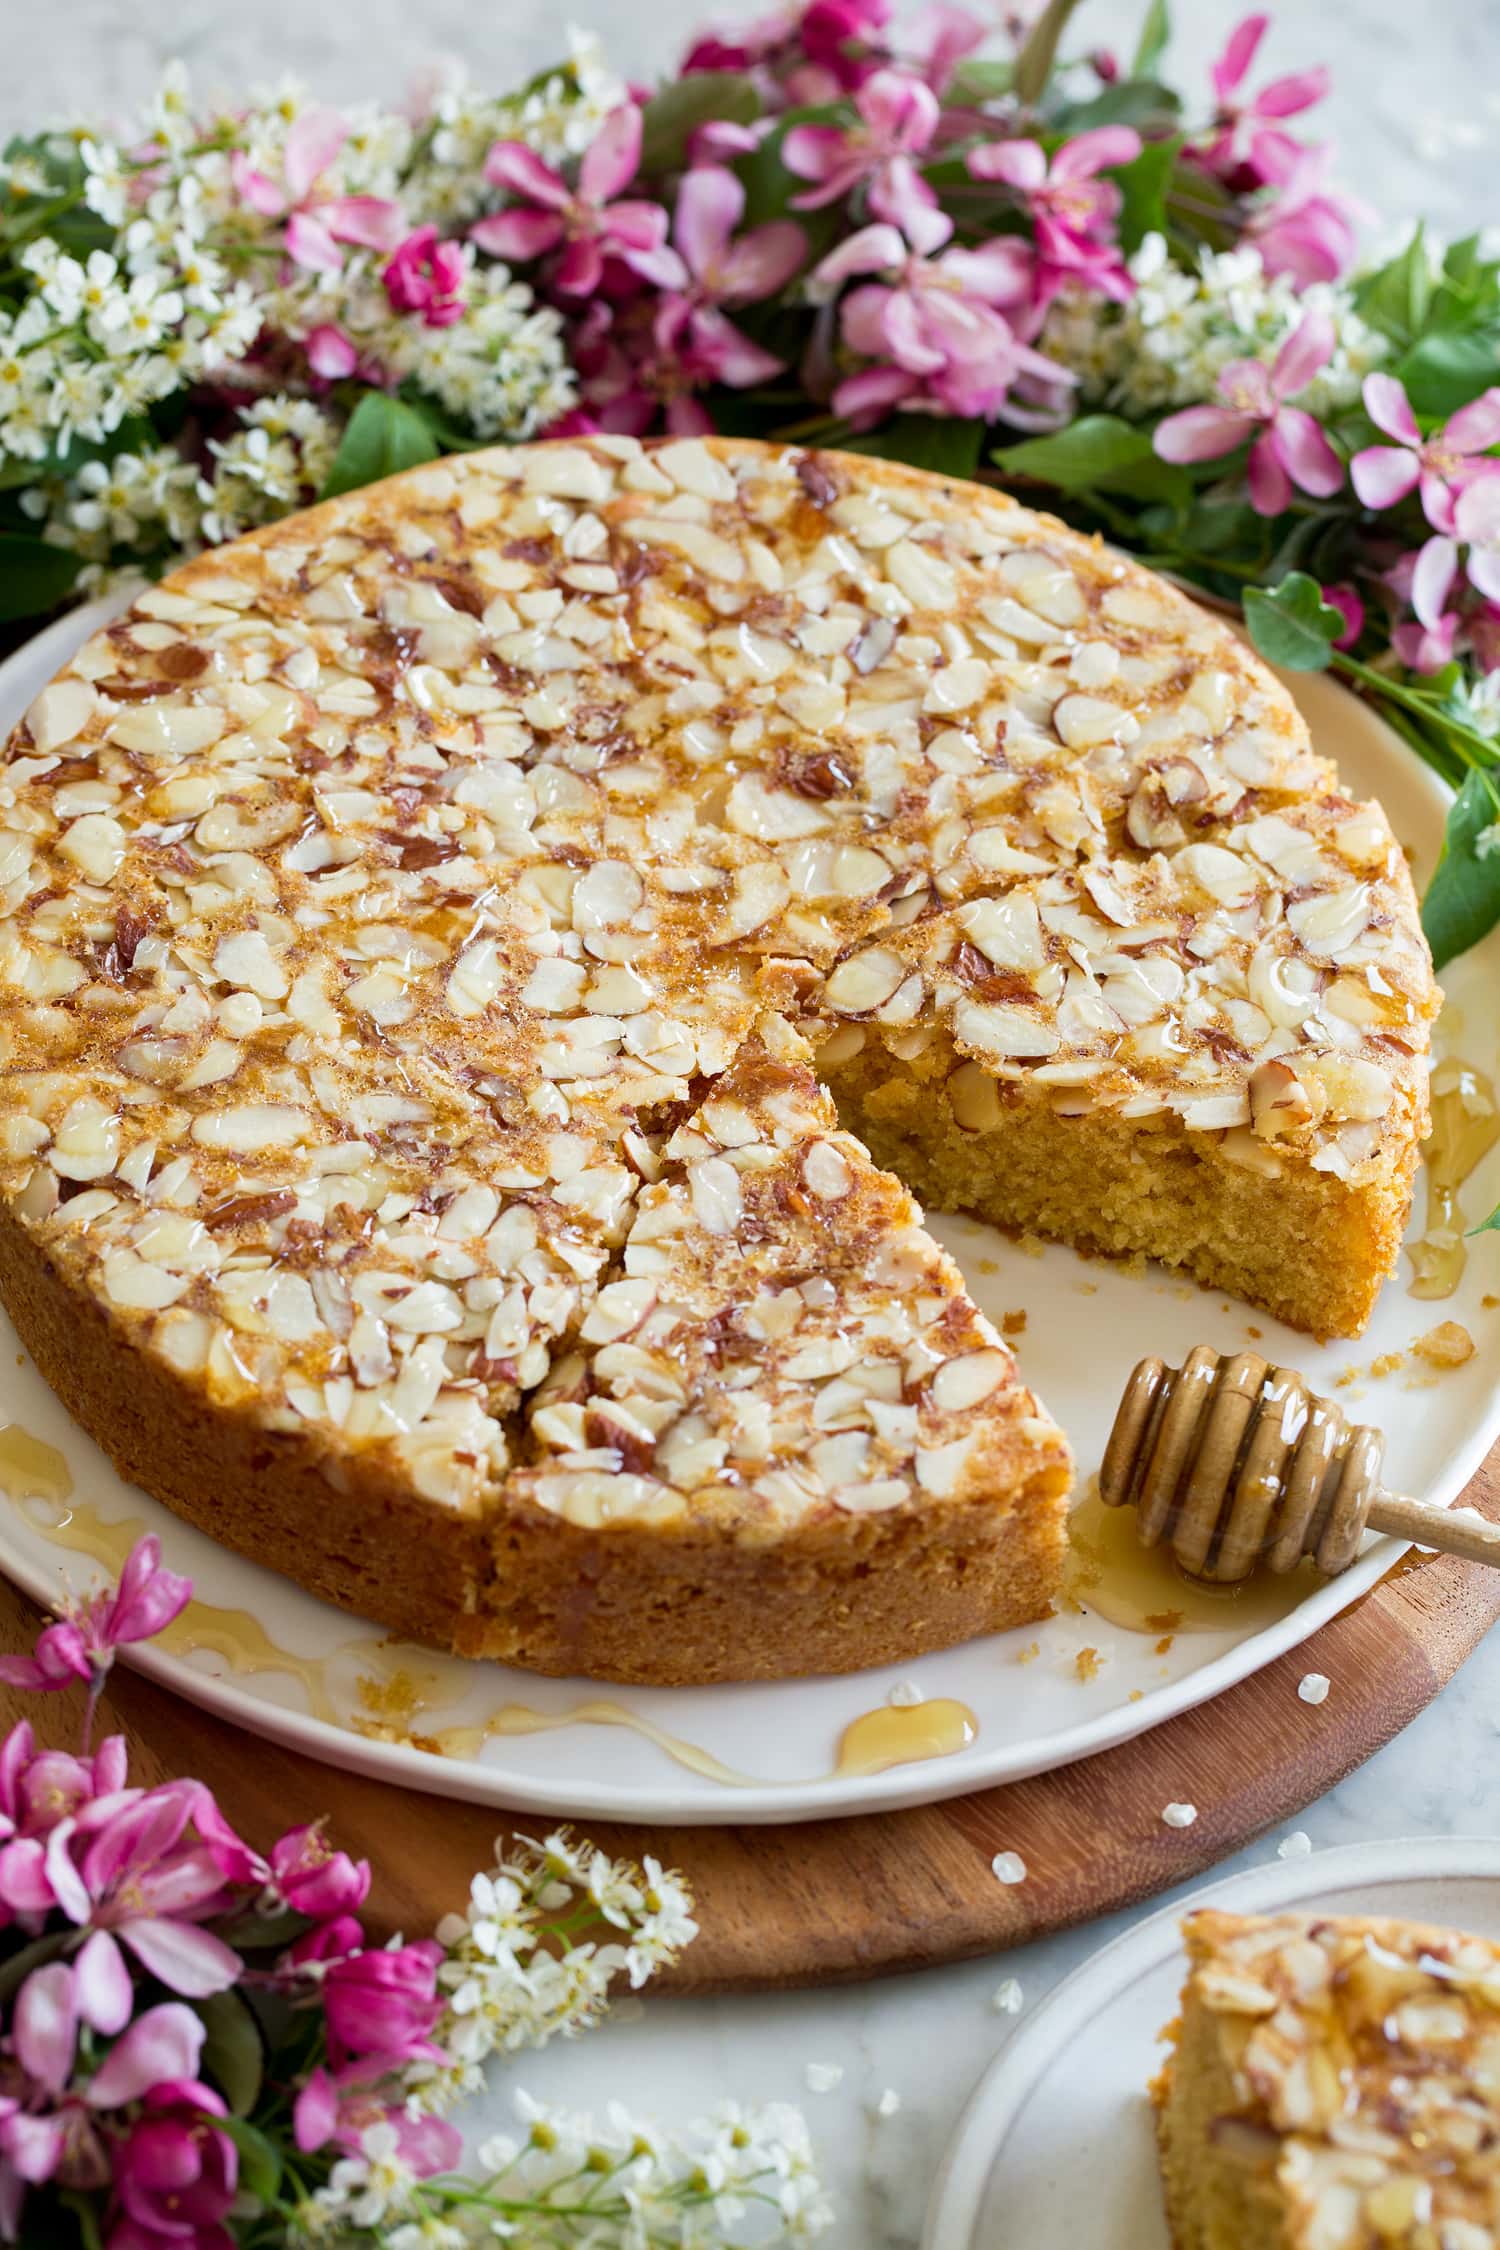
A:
637,73,760,178
1469,1200,1500,1237
1354,227,1431,346
1110,135,1180,255
320,391,440,500
0,535,82,623
1395,328,1500,418
1243,572,1343,672
993,414,1188,503
222,2117,283,2206
1013,0,1085,105
945,57,1015,103
193,1988,265,2116
1131,0,1171,75
1421,765,1500,969
1050,77,1181,135
841,414,984,479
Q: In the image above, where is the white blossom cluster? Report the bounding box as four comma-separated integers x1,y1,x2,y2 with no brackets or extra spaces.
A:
1043,233,1388,418
291,2092,833,2246
0,54,598,586
408,1828,699,2111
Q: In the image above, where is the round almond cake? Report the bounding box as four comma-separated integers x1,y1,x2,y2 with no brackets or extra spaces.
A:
0,437,1437,1683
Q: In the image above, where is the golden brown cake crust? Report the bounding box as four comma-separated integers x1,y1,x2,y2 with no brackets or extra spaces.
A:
0,434,1436,1680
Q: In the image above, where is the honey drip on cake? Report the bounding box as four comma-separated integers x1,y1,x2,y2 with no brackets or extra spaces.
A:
1410,1061,1500,1300
833,1698,977,1776
0,1423,74,1506
1065,1480,1320,1637
412,1701,760,1787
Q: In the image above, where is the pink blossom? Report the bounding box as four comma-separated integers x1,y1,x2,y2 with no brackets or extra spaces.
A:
1351,374,1500,531
1322,582,1365,649
268,1822,369,1919
784,69,943,244
292,2071,462,2173
383,226,468,326
813,219,1064,425
642,167,807,427
1246,141,1361,285
321,1937,447,2071
968,128,1142,307
110,2081,238,2250
0,1728,129,1929
683,0,892,99
43,1781,243,1997
231,108,404,273
1461,477,1500,606
471,106,683,297
1197,13,1330,187
1153,311,1343,514
285,1910,365,1971
0,1538,190,1700
1401,479,1500,664
902,1,986,93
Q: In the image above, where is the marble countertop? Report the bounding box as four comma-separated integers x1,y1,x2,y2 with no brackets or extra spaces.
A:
11,2,1499,2239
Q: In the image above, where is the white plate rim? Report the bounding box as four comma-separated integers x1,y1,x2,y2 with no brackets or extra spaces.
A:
922,1833,1500,2248
0,600,1495,1824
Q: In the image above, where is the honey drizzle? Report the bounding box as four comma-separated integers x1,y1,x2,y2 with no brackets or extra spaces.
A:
1410,1061,1500,1300
10,1467,974,1787
1064,1480,1320,1637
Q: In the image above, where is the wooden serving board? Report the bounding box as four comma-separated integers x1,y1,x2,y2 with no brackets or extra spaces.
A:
3,1441,1497,1994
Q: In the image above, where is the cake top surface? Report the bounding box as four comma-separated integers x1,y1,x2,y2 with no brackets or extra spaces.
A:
0,434,1434,1521
1183,1906,1500,2247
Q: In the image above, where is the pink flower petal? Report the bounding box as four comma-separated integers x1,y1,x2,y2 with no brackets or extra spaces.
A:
832,362,919,423
942,237,1033,309
859,67,939,149
967,138,1046,191
1351,443,1420,511
1212,13,1269,104
119,1919,241,1999
469,208,564,262
1457,475,1500,546
44,1818,91,1925
325,197,405,252
75,1929,132,2035
1270,406,1343,497
230,154,286,218
553,236,606,297
14,1963,76,2095
1362,371,1420,447
1418,467,1460,535
482,142,570,208
305,323,358,379
718,216,806,303
1247,430,1293,515
1254,66,1332,118
87,2004,205,2111
1447,387,1500,456
1,2111,64,2186
283,108,349,204
673,165,744,282
867,157,942,242
580,103,644,206
813,222,907,290
1153,404,1256,464
1270,310,1334,401
285,211,344,274
1411,535,1459,629
686,304,785,387
782,123,849,188
1050,126,1142,181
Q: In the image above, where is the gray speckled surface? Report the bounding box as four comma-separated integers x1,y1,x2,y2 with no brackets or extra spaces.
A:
10,4,1499,2243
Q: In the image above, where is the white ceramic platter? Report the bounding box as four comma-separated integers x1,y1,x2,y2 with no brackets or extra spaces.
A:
924,1834,1500,2248
0,598,1497,1826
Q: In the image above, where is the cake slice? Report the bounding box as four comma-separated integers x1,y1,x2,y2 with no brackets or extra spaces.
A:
1155,1906,1500,2248
478,1022,1073,1680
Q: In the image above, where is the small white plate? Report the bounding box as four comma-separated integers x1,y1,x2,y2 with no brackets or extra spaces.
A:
924,1834,1500,2249
1,602,1498,1826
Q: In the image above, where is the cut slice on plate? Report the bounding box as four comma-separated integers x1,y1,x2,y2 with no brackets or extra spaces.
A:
1155,1905,1500,2248
488,1024,1073,1681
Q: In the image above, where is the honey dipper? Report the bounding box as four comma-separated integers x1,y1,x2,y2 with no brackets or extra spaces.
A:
1100,1345,1500,1584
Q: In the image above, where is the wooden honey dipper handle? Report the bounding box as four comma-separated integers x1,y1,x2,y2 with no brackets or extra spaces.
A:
1101,1347,1500,1584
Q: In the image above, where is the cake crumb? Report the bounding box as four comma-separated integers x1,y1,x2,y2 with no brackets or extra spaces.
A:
1074,1645,1102,1681
1129,1688,1144,1702
1246,1325,1263,1339
1483,1294,1498,1310
1146,1609,1184,1635
1017,1233,1046,1259
975,1256,999,1276
1077,1280,1099,1296
1334,1362,1362,1388
887,1679,923,1707
1162,1801,1198,1829
1298,1671,1331,1706
1412,1320,1475,1369
1277,1830,1313,1860
991,1977,1024,2015
1369,1350,1404,1378
1154,1634,1176,1655
1001,1309,1027,1338
1016,1640,1041,1665
805,2062,844,2093
991,1851,1027,1885
873,2088,901,2119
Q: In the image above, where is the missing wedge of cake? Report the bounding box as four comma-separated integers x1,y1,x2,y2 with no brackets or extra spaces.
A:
1155,1907,1500,2249
0,433,1437,1679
